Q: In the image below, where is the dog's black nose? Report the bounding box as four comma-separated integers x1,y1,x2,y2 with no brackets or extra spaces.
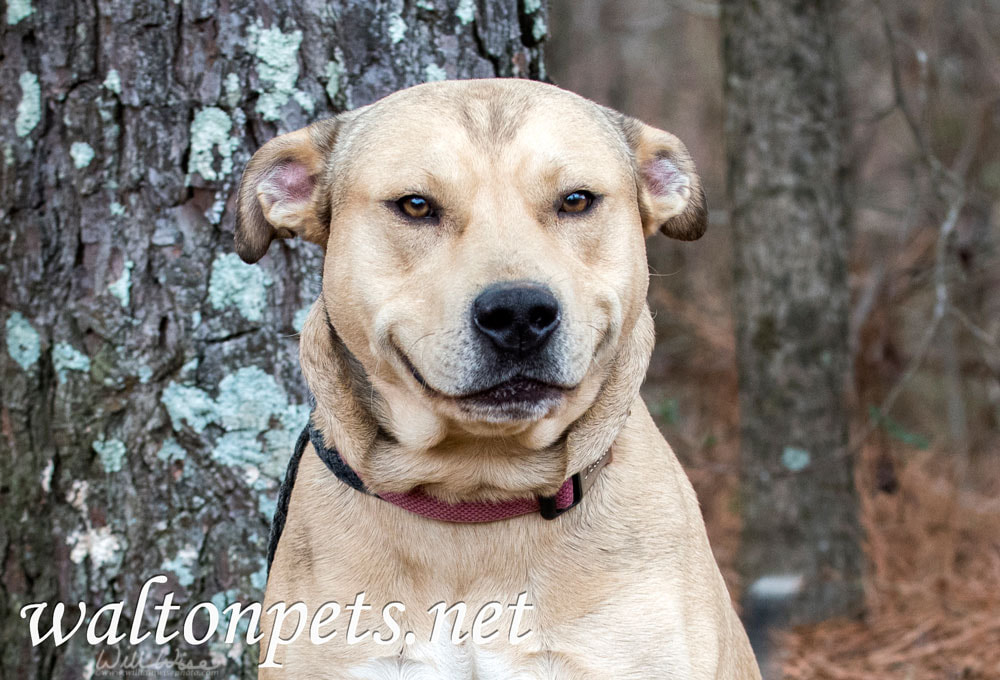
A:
472,284,561,353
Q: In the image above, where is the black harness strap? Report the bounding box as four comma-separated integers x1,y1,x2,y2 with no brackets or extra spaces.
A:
266,426,309,575
266,419,372,575
307,421,369,494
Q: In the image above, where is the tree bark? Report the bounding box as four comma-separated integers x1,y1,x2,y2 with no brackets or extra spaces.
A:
0,1,547,677
720,0,864,656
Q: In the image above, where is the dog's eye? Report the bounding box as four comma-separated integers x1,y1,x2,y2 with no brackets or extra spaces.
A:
397,195,434,219
560,190,595,214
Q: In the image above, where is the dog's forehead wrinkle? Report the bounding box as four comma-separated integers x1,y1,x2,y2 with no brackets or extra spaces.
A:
452,87,534,151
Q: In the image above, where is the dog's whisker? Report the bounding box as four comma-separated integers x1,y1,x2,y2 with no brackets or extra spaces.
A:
405,331,439,357
369,355,382,411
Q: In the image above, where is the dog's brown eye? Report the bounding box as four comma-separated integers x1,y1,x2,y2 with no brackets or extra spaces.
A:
397,195,433,219
560,190,594,214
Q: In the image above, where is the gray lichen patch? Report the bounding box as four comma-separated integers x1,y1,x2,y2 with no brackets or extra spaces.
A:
223,73,242,108
53,342,91,383
388,11,408,43
108,259,134,308
5,311,40,370
323,51,351,107
206,195,226,225
292,304,311,332
216,368,309,472
67,525,122,567
70,141,95,168
92,437,127,473
522,0,546,41
160,545,199,587
161,367,293,435
212,430,267,468
40,459,54,493
208,252,272,322
187,107,238,183
247,21,305,122
161,383,217,433
215,367,285,432
160,366,309,479
102,69,122,95
262,402,310,461
15,71,41,137
157,438,187,464
65,478,124,570
292,89,315,115
324,58,344,102
531,14,547,41
6,0,33,25
455,0,475,25
781,446,811,472
424,63,448,82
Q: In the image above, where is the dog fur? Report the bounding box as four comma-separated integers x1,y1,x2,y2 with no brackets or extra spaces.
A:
236,79,759,679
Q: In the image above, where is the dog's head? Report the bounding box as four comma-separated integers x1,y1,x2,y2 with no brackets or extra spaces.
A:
236,79,704,456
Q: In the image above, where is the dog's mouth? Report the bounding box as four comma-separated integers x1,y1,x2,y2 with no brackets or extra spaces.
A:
457,376,566,408
394,346,569,419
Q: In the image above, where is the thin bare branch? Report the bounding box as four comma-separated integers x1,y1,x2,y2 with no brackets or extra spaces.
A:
851,1,981,455
950,307,1000,352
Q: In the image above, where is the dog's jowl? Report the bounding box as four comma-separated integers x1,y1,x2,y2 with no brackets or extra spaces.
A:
237,79,760,679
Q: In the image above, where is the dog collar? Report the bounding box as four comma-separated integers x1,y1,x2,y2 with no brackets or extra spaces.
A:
267,418,613,573
306,419,611,522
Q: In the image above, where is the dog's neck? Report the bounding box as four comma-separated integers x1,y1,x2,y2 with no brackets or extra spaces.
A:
299,303,654,504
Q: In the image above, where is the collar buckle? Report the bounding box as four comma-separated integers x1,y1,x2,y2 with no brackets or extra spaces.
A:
537,472,583,520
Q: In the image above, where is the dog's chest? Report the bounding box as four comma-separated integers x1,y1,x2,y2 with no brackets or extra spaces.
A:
345,639,538,680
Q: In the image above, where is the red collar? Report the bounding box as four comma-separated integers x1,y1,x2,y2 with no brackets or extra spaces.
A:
306,420,612,523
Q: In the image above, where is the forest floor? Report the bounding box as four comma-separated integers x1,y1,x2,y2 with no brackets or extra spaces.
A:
778,444,1000,680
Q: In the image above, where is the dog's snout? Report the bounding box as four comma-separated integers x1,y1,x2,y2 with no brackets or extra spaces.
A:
472,284,561,354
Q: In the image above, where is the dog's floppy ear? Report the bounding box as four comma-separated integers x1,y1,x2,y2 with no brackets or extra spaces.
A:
235,118,344,264
621,117,707,241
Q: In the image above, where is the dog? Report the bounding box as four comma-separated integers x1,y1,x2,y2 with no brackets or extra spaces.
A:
235,78,760,679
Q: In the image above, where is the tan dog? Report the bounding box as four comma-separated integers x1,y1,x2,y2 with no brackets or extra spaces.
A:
236,79,759,679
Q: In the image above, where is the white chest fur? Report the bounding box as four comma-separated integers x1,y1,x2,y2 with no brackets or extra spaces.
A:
346,638,541,680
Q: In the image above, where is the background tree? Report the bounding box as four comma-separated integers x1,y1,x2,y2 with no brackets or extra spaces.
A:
0,1,547,676
719,0,864,660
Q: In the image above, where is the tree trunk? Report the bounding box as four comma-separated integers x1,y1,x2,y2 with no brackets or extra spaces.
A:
720,0,864,662
0,1,547,677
